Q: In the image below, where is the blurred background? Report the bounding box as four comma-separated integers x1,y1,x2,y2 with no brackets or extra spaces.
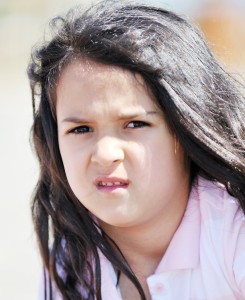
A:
0,0,244,299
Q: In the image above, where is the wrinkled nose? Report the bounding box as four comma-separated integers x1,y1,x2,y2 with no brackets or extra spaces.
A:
91,136,124,167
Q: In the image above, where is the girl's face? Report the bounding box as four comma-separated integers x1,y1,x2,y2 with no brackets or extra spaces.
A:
56,60,189,229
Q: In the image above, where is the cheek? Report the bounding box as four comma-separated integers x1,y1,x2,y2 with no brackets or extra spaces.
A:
143,135,174,167
137,137,186,187
59,142,88,190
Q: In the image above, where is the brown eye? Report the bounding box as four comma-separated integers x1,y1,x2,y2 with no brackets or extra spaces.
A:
70,126,93,134
126,121,150,128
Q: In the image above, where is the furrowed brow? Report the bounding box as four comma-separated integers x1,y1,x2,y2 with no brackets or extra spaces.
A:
61,111,159,124
61,117,90,124
118,111,158,120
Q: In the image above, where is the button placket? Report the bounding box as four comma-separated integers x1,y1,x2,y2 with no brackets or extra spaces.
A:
147,274,170,300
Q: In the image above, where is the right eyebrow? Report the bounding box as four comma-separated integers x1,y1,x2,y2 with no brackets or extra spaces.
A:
61,117,91,124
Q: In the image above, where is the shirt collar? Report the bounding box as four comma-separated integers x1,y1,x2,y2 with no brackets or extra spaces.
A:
155,179,201,273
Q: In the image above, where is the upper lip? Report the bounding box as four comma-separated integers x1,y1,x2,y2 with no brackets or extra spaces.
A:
94,176,129,186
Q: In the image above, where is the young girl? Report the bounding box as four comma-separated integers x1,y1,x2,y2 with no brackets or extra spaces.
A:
28,1,245,299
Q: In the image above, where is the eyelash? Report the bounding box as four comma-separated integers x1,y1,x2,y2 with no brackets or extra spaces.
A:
126,120,150,128
70,125,92,134
69,121,150,134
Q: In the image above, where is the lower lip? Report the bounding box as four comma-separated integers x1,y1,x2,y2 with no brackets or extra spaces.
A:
97,184,128,193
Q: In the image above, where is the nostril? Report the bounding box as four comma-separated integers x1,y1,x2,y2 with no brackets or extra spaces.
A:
91,141,124,166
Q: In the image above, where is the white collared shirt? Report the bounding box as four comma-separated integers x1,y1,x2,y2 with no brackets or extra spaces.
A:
100,177,245,299
38,177,245,299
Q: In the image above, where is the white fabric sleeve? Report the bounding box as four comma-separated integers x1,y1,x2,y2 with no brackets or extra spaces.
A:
37,268,62,300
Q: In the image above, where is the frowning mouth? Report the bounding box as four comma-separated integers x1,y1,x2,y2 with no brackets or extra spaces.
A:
95,177,129,192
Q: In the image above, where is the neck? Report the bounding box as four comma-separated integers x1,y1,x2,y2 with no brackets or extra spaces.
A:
99,199,187,278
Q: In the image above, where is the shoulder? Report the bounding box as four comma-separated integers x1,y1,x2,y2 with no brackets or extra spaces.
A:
196,176,245,294
197,176,245,228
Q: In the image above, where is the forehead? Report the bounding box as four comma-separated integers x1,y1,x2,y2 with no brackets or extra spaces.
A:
57,59,147,92
56,59,159,118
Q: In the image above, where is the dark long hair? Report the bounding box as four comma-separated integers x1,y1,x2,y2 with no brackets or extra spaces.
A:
28,1,245,299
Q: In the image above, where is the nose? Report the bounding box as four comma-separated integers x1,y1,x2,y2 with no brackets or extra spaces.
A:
91,136,125,167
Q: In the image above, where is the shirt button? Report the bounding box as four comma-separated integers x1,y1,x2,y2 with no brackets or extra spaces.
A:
153,282,166,294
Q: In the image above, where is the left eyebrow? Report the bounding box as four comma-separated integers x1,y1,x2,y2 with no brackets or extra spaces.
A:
117,111,159,120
